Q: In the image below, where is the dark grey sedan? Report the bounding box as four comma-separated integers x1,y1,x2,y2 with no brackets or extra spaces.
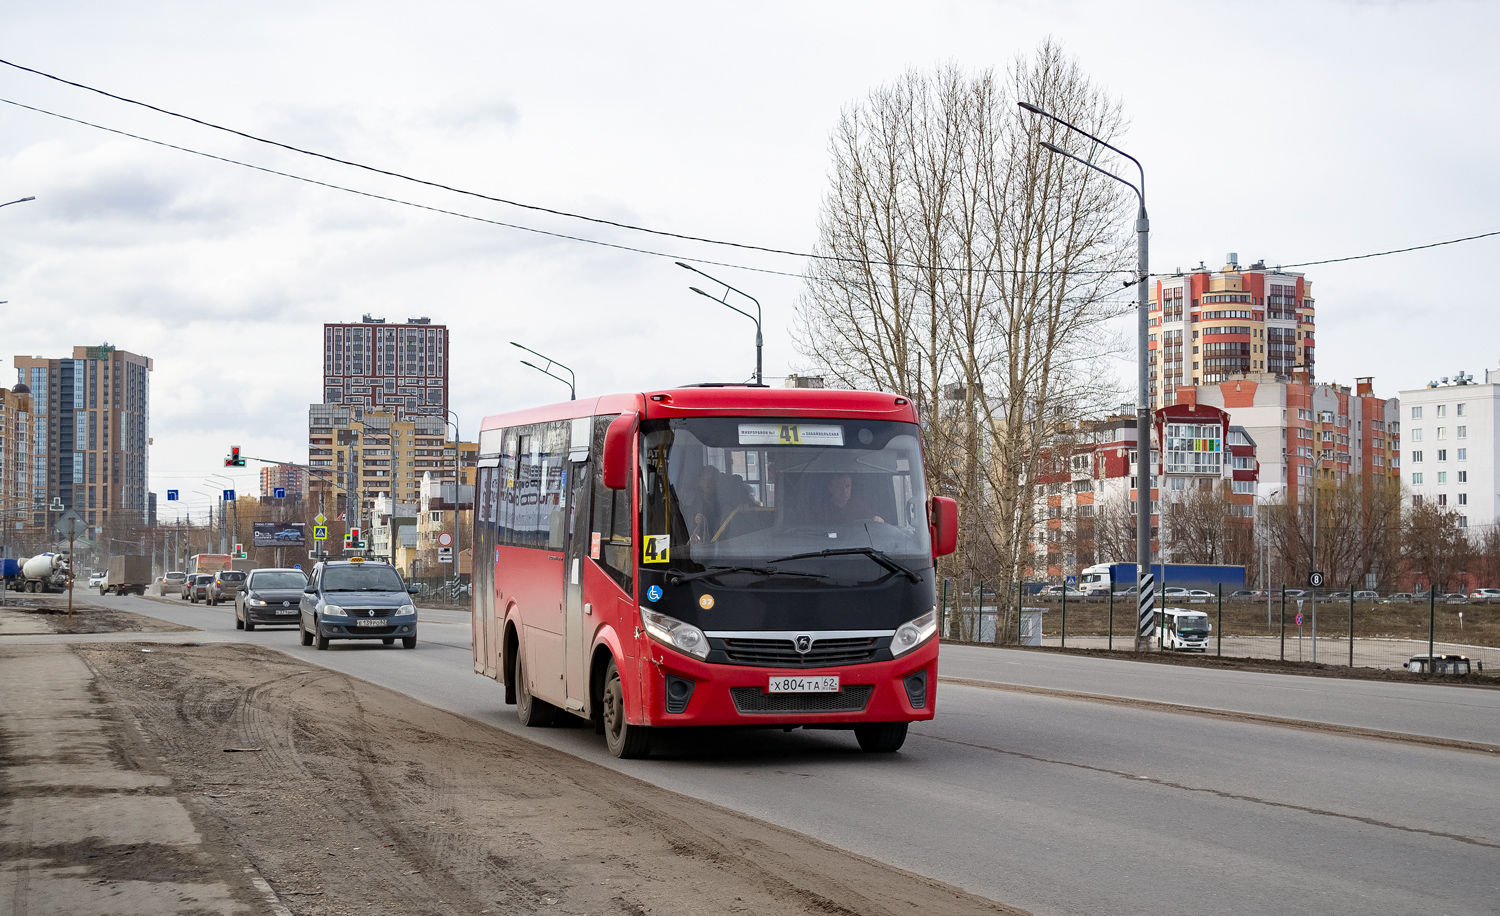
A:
299,559,419,650
235,568,310,631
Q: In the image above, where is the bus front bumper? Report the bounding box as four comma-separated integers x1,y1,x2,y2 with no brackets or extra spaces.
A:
637,638,938,728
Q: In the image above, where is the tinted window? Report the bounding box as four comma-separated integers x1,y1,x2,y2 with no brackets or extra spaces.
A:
220,571,246,582
250,571,308,589
321,565,405,592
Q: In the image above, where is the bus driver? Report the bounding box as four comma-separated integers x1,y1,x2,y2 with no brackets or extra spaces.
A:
814,473,883,525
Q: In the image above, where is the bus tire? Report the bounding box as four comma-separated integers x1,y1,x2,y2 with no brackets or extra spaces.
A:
516,650,556,727
602,658,650,759
854,722,908,753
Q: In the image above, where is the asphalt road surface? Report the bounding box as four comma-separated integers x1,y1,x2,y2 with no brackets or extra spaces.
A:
57,594,1500,916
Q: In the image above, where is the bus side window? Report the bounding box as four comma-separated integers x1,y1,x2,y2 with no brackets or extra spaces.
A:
591,414,633,592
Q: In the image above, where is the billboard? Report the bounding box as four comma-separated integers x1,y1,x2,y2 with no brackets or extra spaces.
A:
252,521,307,547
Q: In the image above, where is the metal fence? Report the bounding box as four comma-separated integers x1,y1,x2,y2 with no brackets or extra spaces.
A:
939,582,1496,673
408,576,471,608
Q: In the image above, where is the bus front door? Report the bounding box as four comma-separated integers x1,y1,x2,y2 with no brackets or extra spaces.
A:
563,454,593,712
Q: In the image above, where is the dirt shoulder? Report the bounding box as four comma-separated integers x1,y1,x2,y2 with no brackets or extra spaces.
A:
0,595,194,635
79,642,1027,916
942,639,1500,689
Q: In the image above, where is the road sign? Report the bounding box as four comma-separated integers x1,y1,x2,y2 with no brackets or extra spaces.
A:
1308,571,1325,588
1296,598,1305,613
314,513,328,526
438,532,453,548
438,546,453,557
223,489,236,501
312,525,329,541
1296,613,1304,626
167,489,179,501
54,511,86,539
273,487,286,499
1065,575,1076,586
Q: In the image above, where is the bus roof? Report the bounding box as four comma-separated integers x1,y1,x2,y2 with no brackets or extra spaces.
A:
478,386,919,434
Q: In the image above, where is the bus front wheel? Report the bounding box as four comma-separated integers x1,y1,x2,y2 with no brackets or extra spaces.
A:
602,658,651,759
854,722,908,753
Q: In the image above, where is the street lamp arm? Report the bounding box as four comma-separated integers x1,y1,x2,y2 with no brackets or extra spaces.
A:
689,286,759,327
1021,103,1144,197
0,196,36,209
676,262,764,384
519,360,577,400
1038,141,1142,207
511,342,576,400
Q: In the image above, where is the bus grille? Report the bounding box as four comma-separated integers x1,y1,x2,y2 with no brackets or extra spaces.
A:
729,685,873,715
721,637,879,667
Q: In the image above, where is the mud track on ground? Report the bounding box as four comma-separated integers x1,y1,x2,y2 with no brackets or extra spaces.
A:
79,642,1027,916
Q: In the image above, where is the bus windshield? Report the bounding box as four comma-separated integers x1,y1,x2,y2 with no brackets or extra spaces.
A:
641,417,931,583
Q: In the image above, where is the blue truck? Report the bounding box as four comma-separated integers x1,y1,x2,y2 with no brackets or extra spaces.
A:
1078,563,1246,596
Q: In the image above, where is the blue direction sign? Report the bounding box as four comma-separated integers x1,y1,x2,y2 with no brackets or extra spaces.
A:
166,489,179,501
223,489,236,501
273,487,286,499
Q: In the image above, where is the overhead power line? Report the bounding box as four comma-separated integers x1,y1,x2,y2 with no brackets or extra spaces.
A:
3,57,1497,280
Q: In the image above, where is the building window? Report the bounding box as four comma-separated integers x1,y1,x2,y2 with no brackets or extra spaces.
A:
1437,472,1447,484
1458,471,1467,483
1412,451,1423,462
1437,427,1446,440
1413,494,1423,507
1457,448,1467,461
1412,473,1424,485
1437,405,1447,418
1411,406,1422,419
1458,493,1467,505
1458,515,1468,528
1457,426,1466,439
1437,494,1448,506
1410,428,1422,441
1437,450,1447,462
1456,403,1466,417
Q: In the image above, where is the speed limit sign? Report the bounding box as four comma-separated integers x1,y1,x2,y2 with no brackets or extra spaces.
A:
1308,571,1326,588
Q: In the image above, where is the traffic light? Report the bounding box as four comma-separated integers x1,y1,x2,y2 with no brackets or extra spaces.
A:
225,446,246,467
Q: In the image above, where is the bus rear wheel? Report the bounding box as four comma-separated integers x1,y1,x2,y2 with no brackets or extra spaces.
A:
854,722,908,753
515,650,556,727
602,658,650,759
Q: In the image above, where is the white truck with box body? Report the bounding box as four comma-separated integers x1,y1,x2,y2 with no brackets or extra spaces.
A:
102,555,152,596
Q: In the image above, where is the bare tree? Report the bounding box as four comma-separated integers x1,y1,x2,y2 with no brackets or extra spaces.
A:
1161,480,1253,567
1403,502,1474,594
795,43,1131,641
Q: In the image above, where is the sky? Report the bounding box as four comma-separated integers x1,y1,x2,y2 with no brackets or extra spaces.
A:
1,0,1497,521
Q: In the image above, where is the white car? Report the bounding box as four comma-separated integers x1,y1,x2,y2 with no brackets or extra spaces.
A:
87,572,105,589
1163,587,1189,598
1469,588,1500,604
1187,589,1215,600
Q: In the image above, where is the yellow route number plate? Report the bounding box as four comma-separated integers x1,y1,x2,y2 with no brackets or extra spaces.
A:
642,534,671,564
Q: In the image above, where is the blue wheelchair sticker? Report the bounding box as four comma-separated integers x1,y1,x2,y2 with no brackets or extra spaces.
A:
646,585,663,603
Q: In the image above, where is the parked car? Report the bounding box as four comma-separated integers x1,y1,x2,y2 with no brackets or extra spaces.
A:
235,568,309,631
1229,589,1256,599
183,573,213,603
157,571,187,596
1283,589,1307,598
1353,590,1380,601
1324,590,1350,600
1469,588,1500,604
1041,585,1086,598
1163,587,1189,598
207,570,247,606
299,558,420,650
1186,589,1214,600
1443,593,1468,604
1384,592,1414,604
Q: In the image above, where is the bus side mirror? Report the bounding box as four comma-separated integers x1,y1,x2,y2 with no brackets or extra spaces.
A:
602,413,639,490
930,496,958,557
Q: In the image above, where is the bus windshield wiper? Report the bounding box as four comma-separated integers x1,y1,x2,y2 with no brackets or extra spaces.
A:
668,565,831,586
766,547,923,583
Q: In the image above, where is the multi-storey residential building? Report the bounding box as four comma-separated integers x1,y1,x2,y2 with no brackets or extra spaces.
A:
1027,401,1259,579
259,463,308,500
308,404,474,545
321,316,448,420
0,385,35,537
1195,375,1400,505
14,346,152,534
1400,370,1498,530
1149,254,1316,408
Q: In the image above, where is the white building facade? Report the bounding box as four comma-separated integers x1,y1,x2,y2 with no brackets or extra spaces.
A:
1400,371,1499,530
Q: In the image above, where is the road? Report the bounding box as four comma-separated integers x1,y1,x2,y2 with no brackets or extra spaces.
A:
39,594,1500,916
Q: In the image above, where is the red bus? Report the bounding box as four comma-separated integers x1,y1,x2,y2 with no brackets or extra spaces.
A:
471,385,957,758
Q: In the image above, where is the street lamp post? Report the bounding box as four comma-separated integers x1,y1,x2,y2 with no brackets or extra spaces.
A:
1259,486,1282,627
0,196,36,210
511,342,576,400
1021,101,1154,651
676,262,763,385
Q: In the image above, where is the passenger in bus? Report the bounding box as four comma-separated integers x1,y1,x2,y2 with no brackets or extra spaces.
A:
686,466,759,542
812,473,883,525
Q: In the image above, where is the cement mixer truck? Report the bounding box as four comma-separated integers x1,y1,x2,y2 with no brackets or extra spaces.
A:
18,552,71,593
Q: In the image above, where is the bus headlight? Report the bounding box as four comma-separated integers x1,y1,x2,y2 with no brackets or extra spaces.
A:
890,608,937,658
641,608,710,659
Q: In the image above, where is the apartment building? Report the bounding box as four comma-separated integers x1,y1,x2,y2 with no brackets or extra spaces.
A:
1400,370,1499,530
1150,254,1316,408
259,463,308,500
14,346,152,534
321,316,449,420
0,385,34,536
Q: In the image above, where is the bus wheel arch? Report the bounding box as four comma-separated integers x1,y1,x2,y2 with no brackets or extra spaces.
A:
502,621,519,705
588,644,617,734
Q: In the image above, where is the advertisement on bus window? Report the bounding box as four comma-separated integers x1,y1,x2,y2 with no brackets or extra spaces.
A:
252,521,307,547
